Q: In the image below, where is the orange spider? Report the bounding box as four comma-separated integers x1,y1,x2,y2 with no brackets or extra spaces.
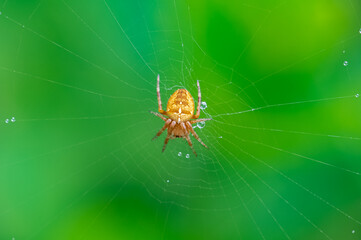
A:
150,75,211,156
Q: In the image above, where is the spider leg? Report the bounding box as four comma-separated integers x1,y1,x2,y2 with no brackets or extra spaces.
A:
180,122,187,132
164,120,176,136
176,122,188,138
185,135,197,157
186,122,208,149
189,118,212,124
150,111,168,121
192,80,201,119
162,133,171,152
152,119,171,140
157,74,166,115
169,120,176,130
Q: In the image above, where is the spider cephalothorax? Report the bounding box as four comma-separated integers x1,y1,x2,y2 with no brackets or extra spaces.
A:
150,75,211,156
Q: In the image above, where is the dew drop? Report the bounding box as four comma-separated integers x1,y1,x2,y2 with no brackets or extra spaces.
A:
356,93,359,98
186,154,190,158
352,230,355,234
0,12,2,15
178,152,182,157
22,25,25,28
11,117,16,122
343,61,348,66
359,28,361,34
5,119,9,124
182,43,184,47
200,101,207,110
251,108,255,111
166,179,170,183
342,50,346,54
197,121,205,129
219,136,223,139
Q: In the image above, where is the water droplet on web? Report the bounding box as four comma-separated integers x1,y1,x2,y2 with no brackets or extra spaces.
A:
178,152,182,157
352,230,355,234
342,50,346,54
197,121,205,129
251,108,255,111
343,61,348,66
359,28,361,34
11,117,16,122
219,136,223,139
0,12,2,15
22,25,25,28
5,119,9,124
356,93,359,98
186,154,190,158
200,101,207,110
182,43,184,47
166,179,170,183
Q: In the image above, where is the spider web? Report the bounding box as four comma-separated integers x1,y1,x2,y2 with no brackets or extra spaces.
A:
0,0,361,239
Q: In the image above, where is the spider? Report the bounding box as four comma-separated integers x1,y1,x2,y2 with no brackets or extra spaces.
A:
150,75,211,156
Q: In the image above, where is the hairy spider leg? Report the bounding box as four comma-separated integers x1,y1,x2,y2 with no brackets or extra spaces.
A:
152,119,172,140
192,80,201,119
180,122,187,132
150,111,167,121
186,122,208,149
185,134,197,156
189,118,212,124
162,121,176,152
162,134,171,152
157,75,166,115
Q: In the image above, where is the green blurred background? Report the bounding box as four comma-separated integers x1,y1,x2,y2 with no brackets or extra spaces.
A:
0,0,361,239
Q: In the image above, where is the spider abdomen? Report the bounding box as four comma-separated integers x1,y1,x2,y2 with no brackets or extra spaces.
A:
166,89,195,122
